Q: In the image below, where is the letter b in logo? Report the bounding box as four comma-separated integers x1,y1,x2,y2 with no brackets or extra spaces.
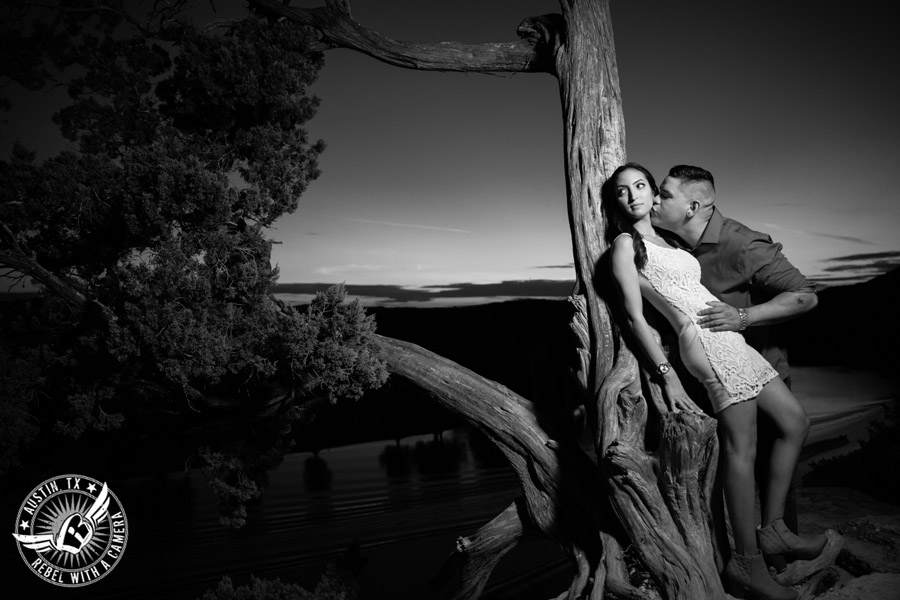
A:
57,514,93,554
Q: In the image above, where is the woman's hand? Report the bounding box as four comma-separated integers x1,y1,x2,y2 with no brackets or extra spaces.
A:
658,369,703,414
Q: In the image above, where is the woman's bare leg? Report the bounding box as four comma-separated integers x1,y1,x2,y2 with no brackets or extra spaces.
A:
753,378,809,526
717,399,759,555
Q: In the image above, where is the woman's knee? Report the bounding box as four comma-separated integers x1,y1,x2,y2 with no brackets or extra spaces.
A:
788,409,810,443
717,401,758,461
757,380,810,441
772,394,810,441
721,437,757,468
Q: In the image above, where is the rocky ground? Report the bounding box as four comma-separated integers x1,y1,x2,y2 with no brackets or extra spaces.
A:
793,486,900,599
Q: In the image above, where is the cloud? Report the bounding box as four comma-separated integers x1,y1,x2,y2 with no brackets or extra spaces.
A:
347,218,471,234
761,223,876,246
821,257,900,275
815,251,900,284
824,251,900,263
761,223,808,236
810,232,877,246
314,264,391,275
420,280,577,298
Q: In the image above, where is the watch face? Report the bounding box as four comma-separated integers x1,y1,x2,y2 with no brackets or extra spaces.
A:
658,363,670,374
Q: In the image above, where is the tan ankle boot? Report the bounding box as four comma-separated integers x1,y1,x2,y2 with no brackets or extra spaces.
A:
757,518,827,572
724,551,798,600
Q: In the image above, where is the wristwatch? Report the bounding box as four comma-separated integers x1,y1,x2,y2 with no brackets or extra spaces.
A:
655,362,671,376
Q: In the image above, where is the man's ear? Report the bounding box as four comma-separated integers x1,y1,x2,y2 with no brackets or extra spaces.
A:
686,200,700,217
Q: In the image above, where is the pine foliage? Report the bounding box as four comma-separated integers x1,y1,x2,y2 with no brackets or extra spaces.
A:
0,2,387,521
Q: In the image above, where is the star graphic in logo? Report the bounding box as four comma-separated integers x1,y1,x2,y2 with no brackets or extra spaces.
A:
19,520,29,531
87,483,97,493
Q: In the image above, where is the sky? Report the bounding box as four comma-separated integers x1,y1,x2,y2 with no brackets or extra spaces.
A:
3,1,899,306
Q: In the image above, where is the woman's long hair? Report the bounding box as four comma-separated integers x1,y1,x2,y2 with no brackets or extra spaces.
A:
600,162,659,270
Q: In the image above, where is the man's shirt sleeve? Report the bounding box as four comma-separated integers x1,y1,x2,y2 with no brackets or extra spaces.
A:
742,234,817,298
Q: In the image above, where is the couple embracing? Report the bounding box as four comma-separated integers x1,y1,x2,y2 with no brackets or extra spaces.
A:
603,163,827,600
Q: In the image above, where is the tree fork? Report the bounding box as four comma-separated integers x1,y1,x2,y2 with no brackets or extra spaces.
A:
374,334,627,598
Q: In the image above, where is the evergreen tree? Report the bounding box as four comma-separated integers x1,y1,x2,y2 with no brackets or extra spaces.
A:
0,1,387,526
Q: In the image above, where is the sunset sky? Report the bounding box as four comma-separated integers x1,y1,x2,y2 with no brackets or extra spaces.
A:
3,1,899,306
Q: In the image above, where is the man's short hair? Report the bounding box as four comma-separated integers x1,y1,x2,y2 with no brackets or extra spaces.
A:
669,165,715,191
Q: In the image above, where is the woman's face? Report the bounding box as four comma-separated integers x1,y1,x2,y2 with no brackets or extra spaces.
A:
614,168,656,221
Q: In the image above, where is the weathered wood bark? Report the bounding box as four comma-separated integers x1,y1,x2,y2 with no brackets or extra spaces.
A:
548,3,725,594
429,497,535,599
249,0,556,73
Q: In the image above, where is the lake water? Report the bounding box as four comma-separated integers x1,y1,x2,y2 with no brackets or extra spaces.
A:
4,367,897,600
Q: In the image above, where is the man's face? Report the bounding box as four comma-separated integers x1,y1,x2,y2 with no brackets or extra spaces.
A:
652,176,692,230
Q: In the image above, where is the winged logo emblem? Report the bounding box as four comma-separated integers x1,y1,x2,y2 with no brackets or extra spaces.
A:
13,482,111,555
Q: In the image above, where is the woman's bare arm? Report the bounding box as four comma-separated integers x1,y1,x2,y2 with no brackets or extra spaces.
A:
610,235,673,374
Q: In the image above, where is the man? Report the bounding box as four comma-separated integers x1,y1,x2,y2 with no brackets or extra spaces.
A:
652,164,818,534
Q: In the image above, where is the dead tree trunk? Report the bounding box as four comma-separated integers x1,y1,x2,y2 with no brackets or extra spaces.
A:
554,2,724,596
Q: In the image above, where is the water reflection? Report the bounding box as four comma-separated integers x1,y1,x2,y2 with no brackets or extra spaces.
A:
302,455,332,492
379,442,412,479
4,427,572,600
411,435,467,476
378,434,469,481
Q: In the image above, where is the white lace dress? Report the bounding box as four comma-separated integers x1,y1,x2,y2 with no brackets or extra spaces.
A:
640,239,778,412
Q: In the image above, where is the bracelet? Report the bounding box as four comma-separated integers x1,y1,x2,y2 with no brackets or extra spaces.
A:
737,307,749,331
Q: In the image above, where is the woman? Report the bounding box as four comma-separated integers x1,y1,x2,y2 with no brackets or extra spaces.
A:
602,163,826,600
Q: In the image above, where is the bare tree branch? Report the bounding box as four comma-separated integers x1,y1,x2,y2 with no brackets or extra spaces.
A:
248,0,558,74
0,223,86,308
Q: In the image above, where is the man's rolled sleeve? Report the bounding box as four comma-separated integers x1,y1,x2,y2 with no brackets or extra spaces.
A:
743,235,816,299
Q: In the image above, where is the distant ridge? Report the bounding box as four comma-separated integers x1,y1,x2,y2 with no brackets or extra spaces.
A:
309,269,900,447
4,268,896,370
292,298,585,451
271,279,577,306
352,268,900,373
2,272,893,454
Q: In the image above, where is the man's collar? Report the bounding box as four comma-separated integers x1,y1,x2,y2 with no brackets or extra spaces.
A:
696,207,723,247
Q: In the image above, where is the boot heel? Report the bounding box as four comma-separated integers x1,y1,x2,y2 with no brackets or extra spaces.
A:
764,552,787,573
758,519,827,570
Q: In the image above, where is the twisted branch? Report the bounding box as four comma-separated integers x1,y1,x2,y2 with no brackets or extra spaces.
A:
248,0,557,73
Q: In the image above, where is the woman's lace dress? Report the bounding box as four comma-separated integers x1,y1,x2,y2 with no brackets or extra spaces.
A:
641,239,777,412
